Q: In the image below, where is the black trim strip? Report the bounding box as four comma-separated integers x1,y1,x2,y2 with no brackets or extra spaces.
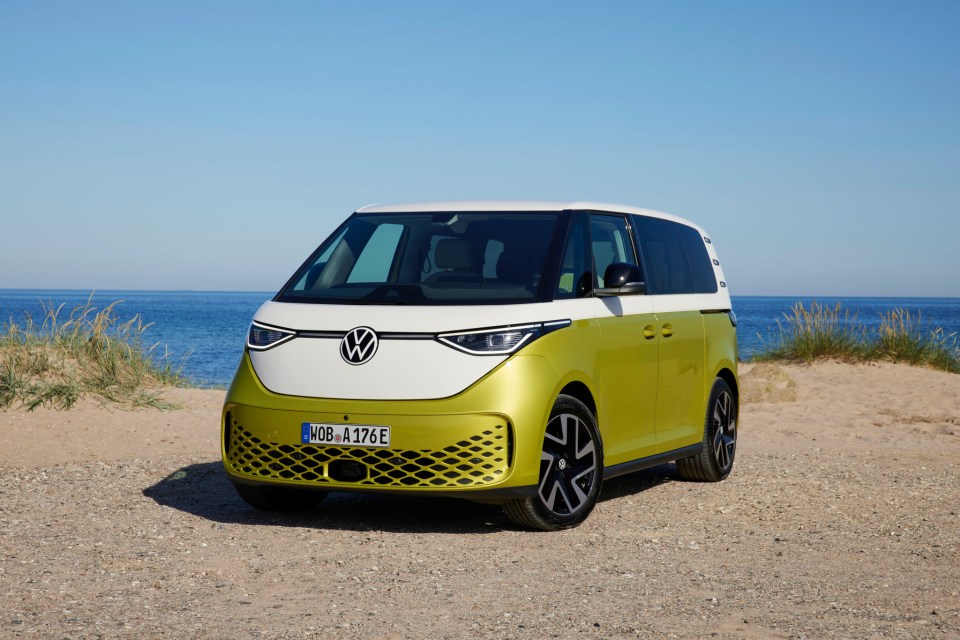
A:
296,320,575,341
699,308,732,315
604,444,703,479
225,468,537,503
296,330,435,340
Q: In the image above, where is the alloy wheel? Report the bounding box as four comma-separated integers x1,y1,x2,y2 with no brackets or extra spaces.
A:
712,390,736,471
538,412,599,516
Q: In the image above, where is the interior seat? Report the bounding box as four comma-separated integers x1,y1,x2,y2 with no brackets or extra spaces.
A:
424,238,483,283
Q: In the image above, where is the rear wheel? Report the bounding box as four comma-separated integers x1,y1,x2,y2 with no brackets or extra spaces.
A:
676,377,737,481
503,395,603,531
232,482,328,511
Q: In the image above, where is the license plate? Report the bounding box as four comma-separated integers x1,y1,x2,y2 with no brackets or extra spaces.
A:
301,422,391,448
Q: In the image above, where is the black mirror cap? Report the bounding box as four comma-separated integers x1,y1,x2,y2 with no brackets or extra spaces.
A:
595,262,645,297
604,262,644,288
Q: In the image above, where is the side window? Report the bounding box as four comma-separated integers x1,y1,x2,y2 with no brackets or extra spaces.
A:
555,212,592,299
632,216,695,294
589,214,638,288
346,223,404,283
677,224,718,293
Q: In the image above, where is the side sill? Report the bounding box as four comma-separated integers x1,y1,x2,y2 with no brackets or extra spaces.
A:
604,444,703,479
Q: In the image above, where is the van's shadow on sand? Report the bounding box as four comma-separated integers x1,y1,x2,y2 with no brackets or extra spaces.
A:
142,461,678,534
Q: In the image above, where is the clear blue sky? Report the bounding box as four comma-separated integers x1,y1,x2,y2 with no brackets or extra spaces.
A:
1,1,958,296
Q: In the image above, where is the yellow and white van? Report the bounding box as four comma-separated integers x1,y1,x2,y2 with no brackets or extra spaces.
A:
222,201,738,530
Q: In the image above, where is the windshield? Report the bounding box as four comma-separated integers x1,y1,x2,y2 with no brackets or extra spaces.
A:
277,211,561,305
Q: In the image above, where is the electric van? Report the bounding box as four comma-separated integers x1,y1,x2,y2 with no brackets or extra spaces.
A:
222,201,739,530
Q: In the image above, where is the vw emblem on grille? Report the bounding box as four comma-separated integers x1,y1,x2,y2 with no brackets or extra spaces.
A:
340,327,378,365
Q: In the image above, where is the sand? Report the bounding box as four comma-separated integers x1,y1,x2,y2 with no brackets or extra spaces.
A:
1,361,958,638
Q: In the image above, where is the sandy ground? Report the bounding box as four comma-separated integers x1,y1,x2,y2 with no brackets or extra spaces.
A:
1,362,959,639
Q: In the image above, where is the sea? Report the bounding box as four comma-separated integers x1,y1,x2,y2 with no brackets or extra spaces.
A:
1,289,958,388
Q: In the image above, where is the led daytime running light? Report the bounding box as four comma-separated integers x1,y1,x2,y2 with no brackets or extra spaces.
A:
247,322,296,351
438,320,570,355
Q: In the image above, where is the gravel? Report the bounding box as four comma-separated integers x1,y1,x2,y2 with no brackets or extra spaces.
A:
1,362,958,639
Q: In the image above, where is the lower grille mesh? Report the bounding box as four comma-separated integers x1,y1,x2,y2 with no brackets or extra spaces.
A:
225,419,510,488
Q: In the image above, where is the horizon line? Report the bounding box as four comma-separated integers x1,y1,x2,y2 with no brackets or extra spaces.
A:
1,287,958,300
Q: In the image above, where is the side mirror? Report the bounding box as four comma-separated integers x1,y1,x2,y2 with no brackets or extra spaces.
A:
595,263,645,297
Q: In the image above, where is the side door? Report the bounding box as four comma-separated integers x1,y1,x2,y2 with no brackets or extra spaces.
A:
585,212,660,464
632,216,706,453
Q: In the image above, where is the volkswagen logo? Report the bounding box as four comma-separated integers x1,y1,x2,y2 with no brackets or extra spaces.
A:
340,327,378,365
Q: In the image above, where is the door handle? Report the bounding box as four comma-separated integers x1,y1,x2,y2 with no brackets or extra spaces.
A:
643,324,657,340
661,323,674,338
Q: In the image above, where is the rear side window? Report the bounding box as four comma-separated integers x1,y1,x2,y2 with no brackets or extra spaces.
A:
632,216,695,294
677,224,718,293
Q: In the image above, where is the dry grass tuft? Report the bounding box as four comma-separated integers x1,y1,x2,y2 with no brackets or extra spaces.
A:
0,296,188,411
754,302,958,373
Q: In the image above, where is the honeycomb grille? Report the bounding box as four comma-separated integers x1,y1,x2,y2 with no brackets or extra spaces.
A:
224,420,511,488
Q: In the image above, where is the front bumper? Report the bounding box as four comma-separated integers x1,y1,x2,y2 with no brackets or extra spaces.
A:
222,352,562,502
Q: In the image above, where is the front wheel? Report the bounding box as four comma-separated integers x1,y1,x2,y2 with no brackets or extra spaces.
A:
503,395,603,531
676,377,737,482
232,482,328,511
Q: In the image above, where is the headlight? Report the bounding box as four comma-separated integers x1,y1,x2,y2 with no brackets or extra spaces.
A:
247,322,296,351
438,320,570,355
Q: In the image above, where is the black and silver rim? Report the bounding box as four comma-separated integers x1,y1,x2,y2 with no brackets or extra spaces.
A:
712,390,736,470
538,412,598,516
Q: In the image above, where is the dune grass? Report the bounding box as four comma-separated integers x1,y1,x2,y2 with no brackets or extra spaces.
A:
0,297,188,411
754,301,959,373
868,308,959,372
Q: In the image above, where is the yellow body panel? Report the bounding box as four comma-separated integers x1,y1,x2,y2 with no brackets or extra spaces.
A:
594,313,659,464
652,310,707,452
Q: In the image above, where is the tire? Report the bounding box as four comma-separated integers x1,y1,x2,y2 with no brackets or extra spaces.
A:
676,377,737,482
232,482,328,511
503,395,603,531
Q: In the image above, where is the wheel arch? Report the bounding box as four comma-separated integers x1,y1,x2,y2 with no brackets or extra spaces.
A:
558,380,597,419
715,367,739,404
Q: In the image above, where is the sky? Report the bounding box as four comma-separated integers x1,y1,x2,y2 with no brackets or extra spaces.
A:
1,1,958,296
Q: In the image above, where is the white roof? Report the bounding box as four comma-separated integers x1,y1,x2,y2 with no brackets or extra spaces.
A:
355,200,698,228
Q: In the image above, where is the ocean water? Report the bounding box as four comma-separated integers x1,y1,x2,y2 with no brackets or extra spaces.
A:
734,296,960,359
1,289,958,387
0,290,273,387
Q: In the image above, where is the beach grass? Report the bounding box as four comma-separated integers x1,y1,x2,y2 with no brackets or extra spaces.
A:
0,297,188,411
754,301,959,373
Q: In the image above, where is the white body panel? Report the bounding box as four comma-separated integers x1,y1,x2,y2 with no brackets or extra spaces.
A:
250,301,581,400
250,301,566,400
250,334,508,400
